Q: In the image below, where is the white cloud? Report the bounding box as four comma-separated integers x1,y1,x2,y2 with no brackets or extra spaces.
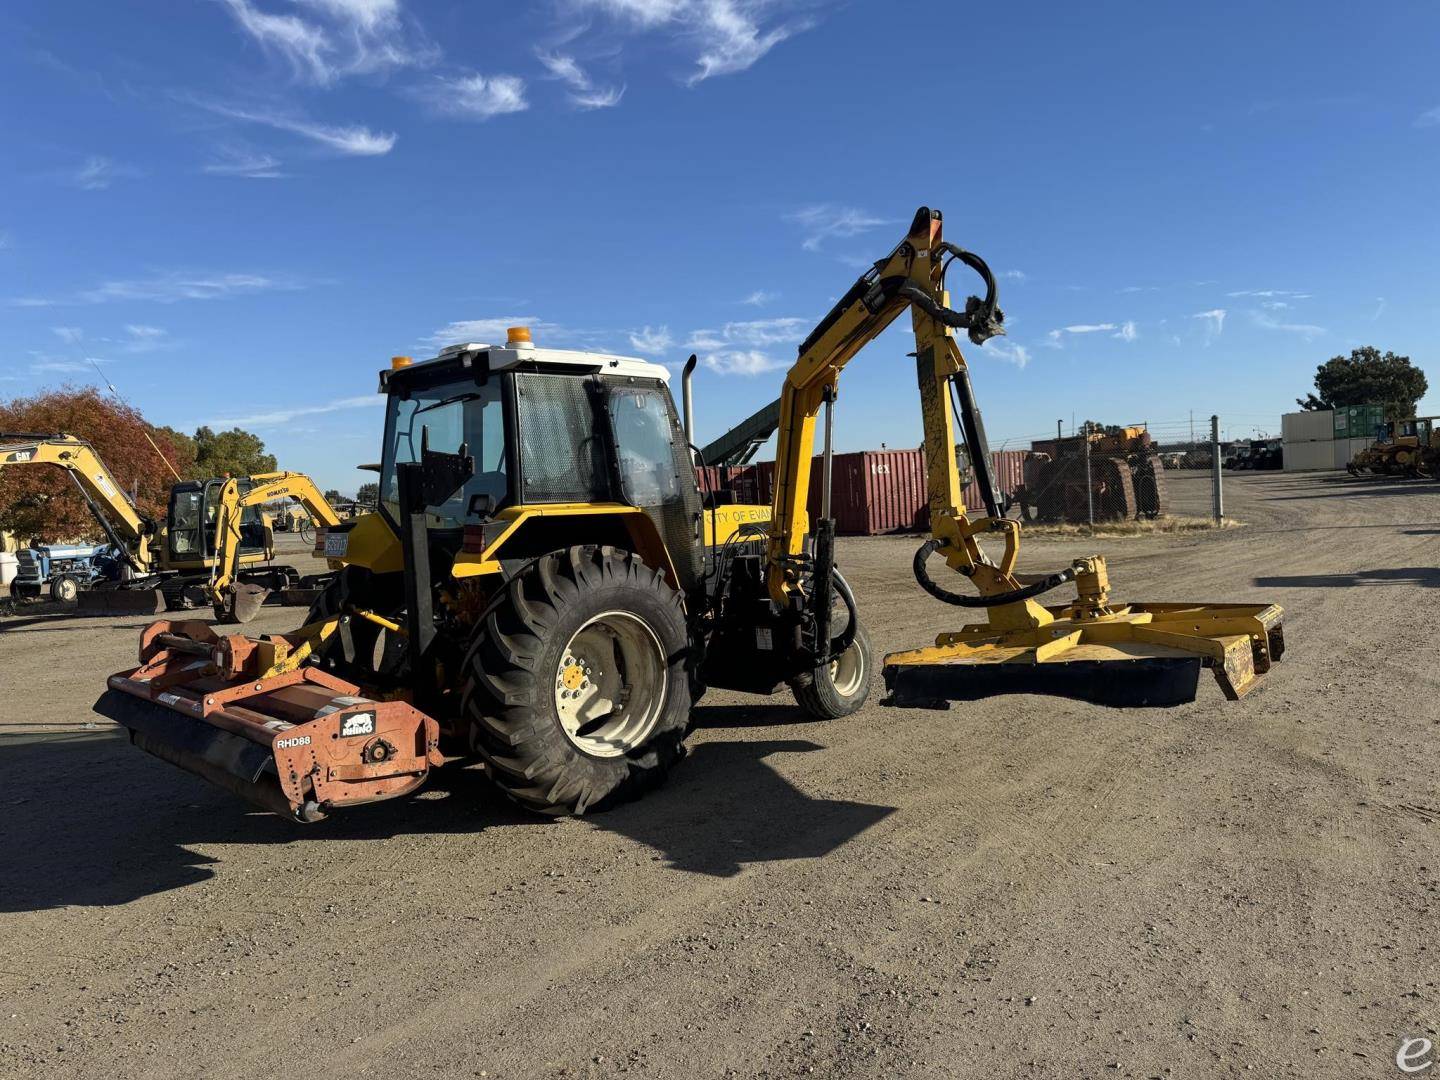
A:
1113,320,1138,342
570,0,805,85
7,297,54,308
424,317,562,349
219,0,432,85
1416,105,1440,128
425,73,529,120
1225,288,1310,299
1260,299,1289,310
203,147,285,178
1371,297,1386,320
1062,323,1115,334
199,100,396,155
1043,329,1063,349
537,51,625,109
121,325,172,353
1118,285,1159,293
686,317,807,350
1000,270,1027,282
628,325,673,353
699,349,784,376
78,272,304,304
740,289,776,306
785,205,889,251
71,156,139,190
981,340,1029,368
1251,312,1326,340
1192,308,1226,339
208,393,382,429
52,326,84,344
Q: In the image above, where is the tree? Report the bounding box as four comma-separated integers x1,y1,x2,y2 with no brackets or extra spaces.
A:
0,386,193,543
323,488,344,504
1297,346,1428,418
192,426,278,479
356,481,380,506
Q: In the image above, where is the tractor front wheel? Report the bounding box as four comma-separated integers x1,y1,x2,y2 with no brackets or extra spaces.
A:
790,620,873,720
50,574,79,603
463,546,691,815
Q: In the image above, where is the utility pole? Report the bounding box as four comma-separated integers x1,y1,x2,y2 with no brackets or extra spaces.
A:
1189,409,1195,445
1084,423,1095,526
1210,414,1223,523
1057,419,1063,441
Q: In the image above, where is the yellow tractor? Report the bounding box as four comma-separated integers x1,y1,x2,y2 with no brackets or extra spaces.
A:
96,208,1285,821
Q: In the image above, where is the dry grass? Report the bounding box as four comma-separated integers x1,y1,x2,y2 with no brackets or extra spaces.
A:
1018,515,1241,539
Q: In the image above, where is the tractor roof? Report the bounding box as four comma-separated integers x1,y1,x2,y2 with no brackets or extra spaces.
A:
434,340,671,382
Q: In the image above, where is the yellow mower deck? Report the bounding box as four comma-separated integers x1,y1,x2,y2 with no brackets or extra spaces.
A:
883,601,1285,708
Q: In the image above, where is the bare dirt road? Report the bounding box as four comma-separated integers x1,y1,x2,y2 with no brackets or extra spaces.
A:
2,472,1438,1079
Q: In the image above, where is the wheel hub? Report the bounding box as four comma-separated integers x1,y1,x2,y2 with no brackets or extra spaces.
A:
552,611,667,758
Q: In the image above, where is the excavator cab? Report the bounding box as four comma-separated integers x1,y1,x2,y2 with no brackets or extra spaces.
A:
165,479,269,563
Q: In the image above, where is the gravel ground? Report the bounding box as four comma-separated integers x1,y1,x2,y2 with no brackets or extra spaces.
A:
1,472,1437,1079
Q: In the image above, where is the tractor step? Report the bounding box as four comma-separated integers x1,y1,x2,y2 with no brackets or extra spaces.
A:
95,620,442,820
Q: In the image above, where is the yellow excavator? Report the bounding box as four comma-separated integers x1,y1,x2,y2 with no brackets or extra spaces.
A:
0,433,305,612
208,471,340,623
96,207,1285,822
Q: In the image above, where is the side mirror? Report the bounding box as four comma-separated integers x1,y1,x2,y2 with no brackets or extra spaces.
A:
468,492,495,519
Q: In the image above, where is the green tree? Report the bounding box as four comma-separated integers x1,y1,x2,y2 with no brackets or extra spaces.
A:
323,488,344,504
191,426,278,478
356,481,379,506
1298,347,1428,418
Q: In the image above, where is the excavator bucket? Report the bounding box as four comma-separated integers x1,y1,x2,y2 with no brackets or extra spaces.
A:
94,620,442,820
883,601,1285,709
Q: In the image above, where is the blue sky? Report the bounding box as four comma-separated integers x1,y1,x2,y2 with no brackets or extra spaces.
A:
3,1,1438,492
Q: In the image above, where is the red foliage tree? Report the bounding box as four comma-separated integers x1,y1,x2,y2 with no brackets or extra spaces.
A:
0,386,195,544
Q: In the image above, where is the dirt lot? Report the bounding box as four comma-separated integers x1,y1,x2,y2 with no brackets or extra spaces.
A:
1,472,1437,1079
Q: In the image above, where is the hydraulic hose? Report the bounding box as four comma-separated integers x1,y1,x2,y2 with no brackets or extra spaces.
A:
912,538,1076,608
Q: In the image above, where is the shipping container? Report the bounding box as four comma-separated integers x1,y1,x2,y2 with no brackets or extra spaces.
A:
1333,404,1385,440
1283,439,1336,472
1281,409,1333,443
1334,436,1375,470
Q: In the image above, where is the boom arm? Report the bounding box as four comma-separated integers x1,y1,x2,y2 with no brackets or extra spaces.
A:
210,472,341,603
0,432,156,571
765,207,1028,613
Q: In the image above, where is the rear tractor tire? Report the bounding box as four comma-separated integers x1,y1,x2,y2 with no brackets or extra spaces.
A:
464,546,692,816
790,620,873,720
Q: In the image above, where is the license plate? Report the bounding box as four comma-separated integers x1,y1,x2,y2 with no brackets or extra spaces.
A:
324,531,349,558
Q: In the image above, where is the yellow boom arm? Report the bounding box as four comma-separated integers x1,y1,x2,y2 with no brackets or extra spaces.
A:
0,432,156,571
210,471,340,605
765,207,1028,614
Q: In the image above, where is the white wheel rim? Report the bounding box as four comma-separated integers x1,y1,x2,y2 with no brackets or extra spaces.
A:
827,637,865,698
553,610,667,758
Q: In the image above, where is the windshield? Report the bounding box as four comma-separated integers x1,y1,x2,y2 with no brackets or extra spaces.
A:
380,377,508,527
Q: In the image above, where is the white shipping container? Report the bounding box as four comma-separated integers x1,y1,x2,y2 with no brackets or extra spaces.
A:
1283,439,1336,472
1281,409,1334,444
1334,437,1374,470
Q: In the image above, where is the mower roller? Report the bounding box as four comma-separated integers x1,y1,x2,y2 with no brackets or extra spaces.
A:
97,206,1286,823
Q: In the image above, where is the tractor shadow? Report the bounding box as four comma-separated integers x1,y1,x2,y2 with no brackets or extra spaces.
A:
0,713,893,911
1254,567,1440,589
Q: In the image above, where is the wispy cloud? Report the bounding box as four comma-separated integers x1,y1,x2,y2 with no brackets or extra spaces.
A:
569,0,808,86
197,100,396,155
219,0,434,86
981,340,1029,368
423,72,529,119
202,146,285,178
537,50,624,109
71,156,140,190
1415,104,1440,128
1192,308,1226,340
121,325,172,353
1062,323,1115,334
628,325,673,354
785,205,888,251
1000,270,1027,282
1043,329,1063,349
208,393,382,429
1371,297,1386,320
1226,288,1310,299
698,350,785,376
685,315,808,375
52,326,84,345
1114,320,1138,342
7,297,54,308
1118,284,1159,294
740,289,777,307
77,272,306,304
1251,311,1325,340
424,317,562,349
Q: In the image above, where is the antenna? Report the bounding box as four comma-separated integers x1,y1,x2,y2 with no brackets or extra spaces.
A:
87,357,183,483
